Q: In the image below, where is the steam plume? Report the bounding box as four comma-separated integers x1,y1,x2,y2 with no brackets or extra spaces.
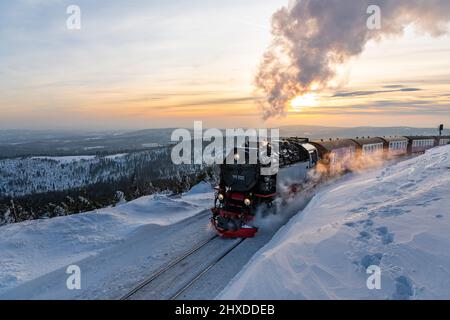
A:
256,0,450,119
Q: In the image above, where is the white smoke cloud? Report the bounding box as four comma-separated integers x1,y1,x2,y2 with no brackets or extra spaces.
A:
256,0,450,119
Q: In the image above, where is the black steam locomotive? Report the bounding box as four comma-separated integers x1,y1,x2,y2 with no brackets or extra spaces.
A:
211,138,318,238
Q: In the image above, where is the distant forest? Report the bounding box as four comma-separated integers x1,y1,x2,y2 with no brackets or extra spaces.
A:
0,146,217,225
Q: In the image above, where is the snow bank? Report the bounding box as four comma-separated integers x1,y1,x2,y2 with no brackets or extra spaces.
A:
220,145,450,300
0,183,214,295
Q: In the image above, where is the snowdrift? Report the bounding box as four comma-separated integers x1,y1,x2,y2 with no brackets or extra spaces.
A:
220,145,450,300
0,182,213,296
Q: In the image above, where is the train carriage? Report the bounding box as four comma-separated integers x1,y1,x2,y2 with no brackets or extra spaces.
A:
379,136,409,157
405,136,436,154
436,136,450,146
351,137,385,157
310,139,358,174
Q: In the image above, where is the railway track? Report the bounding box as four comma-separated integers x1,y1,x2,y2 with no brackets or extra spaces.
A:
121,234,245,300
120,187,320,300
119,178,329,300
169,237,245,300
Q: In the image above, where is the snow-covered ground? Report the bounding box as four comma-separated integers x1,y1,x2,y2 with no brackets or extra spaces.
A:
2,146,449,300
220,145,450,300
0,182,214,298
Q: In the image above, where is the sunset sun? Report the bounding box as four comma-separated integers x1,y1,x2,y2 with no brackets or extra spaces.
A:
290,93,319,110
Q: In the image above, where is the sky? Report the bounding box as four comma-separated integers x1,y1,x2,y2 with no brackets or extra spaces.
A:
0,0,449,130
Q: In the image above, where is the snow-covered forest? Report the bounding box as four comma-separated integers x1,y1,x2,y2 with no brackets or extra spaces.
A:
0,147,215,225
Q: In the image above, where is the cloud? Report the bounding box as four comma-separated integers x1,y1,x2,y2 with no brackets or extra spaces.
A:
333,88,422,97
111,95,260,115
255,0,450,119
383,85,404,89
177,96,259,107
287,99,450,116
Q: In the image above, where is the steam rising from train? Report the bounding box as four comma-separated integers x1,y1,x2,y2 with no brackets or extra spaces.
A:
256,0,450,118
311,148,384,180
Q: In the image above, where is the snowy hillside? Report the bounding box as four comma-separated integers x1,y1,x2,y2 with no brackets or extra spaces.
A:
0,182,214,298
0,148,184,197
220,145,450,300
0,148,212,225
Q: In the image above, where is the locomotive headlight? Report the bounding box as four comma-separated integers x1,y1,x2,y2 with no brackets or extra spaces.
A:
218,193,225,201
244,198,251,206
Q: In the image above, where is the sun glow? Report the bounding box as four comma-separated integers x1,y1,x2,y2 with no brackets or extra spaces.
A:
290,93,319,110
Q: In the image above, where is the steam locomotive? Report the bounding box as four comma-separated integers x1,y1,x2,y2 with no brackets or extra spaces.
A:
211,134,450,238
